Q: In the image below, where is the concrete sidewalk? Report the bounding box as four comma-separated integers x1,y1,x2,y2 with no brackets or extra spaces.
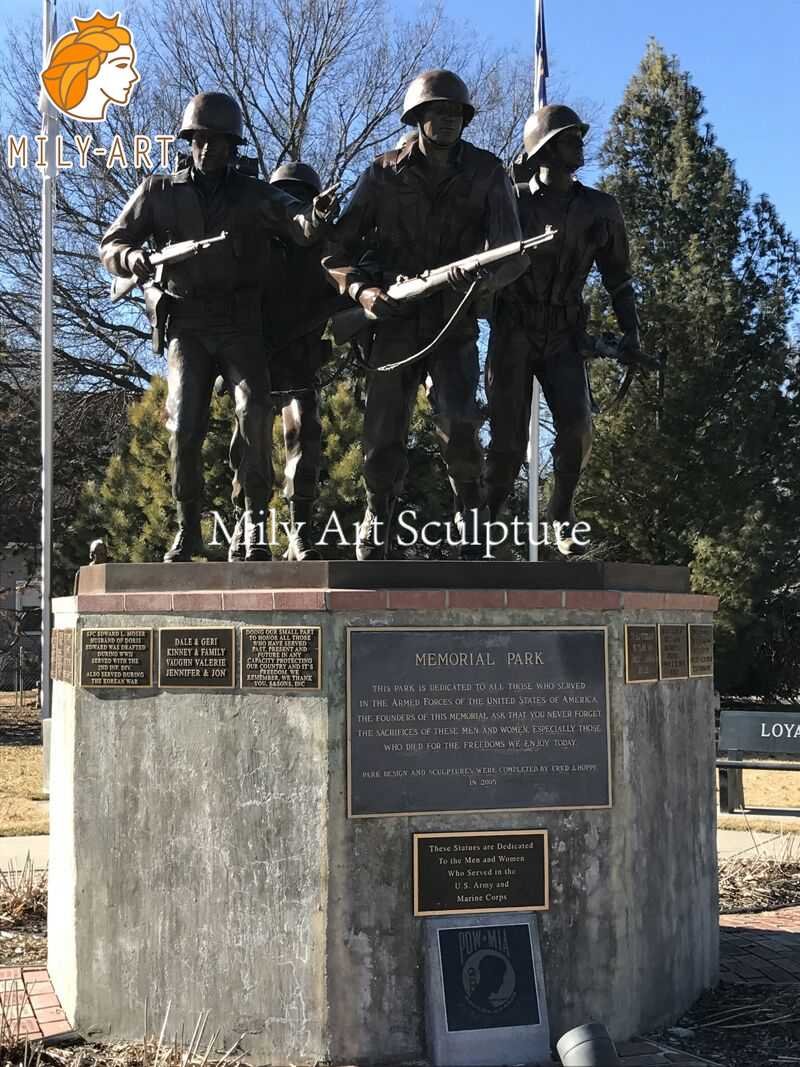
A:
717,826,800,860
0,834,48,870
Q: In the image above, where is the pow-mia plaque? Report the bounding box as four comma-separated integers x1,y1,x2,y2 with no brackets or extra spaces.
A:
658,624,689,680
159,627,234,688
50,629,75,684
80,628,153,688
347,627,610,817
689,624,714,678
241,626,321,690
414,830,548,917
624,625,659,684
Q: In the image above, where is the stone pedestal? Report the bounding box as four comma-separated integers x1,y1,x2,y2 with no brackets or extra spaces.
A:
49,563,718,1065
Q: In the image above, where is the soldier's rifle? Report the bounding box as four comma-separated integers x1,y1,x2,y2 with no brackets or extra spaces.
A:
108,232,229,303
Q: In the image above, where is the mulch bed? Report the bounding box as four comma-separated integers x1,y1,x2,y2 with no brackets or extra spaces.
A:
0,700,41,746
720,857,800,914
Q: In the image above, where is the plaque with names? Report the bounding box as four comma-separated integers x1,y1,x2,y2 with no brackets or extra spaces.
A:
241,626,321,690
414,830,548,917
625,625,659,683
689,624,714,678
438,923,540,1032
50,629,75,684
80,628,153,688
658,625,689,680
159,627,235,688
347,627,610,817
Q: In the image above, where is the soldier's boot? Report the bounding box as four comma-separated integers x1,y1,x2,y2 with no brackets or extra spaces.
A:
242,499,272,562
455,484,490,561
286,499,322,562
164,501,205,563
356,496,395,562
547,476,588,558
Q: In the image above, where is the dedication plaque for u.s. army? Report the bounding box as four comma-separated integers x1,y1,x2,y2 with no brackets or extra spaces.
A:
241,626,321,689
347,627,609,817
624,625,659,683
80,628,153,688
159,627,235,688
414,830,549,917
688,624,714,678
658,624,689,680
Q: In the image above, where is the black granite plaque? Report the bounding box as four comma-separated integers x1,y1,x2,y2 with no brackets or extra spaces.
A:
347,627,610,817
50,629,75,684
80,628,152,688
414,831,548,917
658,625,689,680
159,627,234,688
625,625,659,683
689,624,714,678
438,923,539,1033
241,626,320,689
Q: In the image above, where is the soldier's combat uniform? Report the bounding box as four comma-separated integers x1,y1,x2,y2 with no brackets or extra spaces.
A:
486,105,640,552
324,70,524,559
100,93,328,561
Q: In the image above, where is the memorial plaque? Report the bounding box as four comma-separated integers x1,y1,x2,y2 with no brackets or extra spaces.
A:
624,625,659,684
50,629,75,684
159,627,234,688
689,624,714,678
414,830,548,917
658,624,689,680
241,626,321,690
80,628,153,688
347,627,610,817
438,923,540,1033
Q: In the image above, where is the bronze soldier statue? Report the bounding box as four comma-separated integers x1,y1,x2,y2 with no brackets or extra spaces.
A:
324,70,526,560
485,105,644,556
100,92,337,562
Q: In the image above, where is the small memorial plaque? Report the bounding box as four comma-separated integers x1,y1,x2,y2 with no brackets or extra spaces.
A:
80,628,153,688
348,627,610,817
414,830,548,917
241,626,321,690
658,625,689,680
439,923,540,1033
625,625,659,683
689,624,714,678
50,629,75,684
159,627,234,688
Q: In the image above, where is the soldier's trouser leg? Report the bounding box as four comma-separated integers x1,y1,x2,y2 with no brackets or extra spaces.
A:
536,344,593,522
276,338,325,504
485,320,536,514
362,354,421,506
164,330,216,505
426,334,484,502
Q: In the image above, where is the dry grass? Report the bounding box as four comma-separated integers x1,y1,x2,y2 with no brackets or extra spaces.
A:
0,857,47,927
0,748,48,837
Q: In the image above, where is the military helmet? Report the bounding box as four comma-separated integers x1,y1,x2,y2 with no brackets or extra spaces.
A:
400,69,475,126
178,92,245,144
523,104,589,160
269,162,323,195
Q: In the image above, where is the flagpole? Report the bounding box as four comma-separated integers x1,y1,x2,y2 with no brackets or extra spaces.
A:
40,0,56,718
527,0,547,562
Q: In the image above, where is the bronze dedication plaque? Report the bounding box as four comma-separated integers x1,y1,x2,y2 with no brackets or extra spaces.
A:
51,629,75,684
689,624,714,678
414,830,549,917
241,626,321,690
624,625,659,683
80,628,153,688
347,627,610,817
658,624,689,680
159,627,235,688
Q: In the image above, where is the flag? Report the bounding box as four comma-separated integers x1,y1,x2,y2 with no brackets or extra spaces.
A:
534,0,548,112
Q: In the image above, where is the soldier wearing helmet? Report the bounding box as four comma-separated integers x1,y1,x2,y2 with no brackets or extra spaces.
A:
324,70,526,560
100,92,338,562
485,104,643,556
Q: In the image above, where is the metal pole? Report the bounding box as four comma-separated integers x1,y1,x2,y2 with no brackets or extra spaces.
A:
40,0,56,720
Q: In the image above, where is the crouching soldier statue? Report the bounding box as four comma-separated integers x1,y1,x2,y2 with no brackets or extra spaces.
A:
486,105,645,556
100,92,337,561
324,69,526,560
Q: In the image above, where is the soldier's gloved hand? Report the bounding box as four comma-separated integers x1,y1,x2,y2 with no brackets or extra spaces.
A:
357,286,403,320
617,331,646,365
312,183,341,223
446,263,489,294
126,248,152,281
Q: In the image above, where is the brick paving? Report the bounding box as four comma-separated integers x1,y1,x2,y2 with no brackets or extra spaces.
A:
720,904,800,985
0,967,75,1043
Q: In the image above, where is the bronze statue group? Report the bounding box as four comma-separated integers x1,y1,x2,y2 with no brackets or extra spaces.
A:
101,71,647,564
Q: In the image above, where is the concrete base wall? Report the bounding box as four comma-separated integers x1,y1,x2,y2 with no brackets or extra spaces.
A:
49,597,718,1065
